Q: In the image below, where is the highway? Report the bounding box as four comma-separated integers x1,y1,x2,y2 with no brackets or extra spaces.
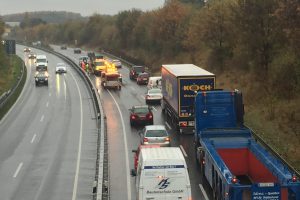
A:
0,45,98,200
52,45,212,200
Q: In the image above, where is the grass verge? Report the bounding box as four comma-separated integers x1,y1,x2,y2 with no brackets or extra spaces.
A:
0,56,26,120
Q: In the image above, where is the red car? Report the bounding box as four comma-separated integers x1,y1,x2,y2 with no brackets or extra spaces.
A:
136,72,150,85
132,145,160,171
129,105,153,126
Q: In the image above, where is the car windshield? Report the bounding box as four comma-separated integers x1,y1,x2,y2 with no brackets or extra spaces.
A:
145,130,168,137
37,58,47,63
133,107,149,114
139,74,149,78
95,61,105,66
133,67,144,73
36,65,47,71
149,89,161,94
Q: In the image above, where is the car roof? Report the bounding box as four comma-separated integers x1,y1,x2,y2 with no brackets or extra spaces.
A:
133,105,149,109
57,63,66,66
132,66,144,68
145,125,166,131
148,88,161,92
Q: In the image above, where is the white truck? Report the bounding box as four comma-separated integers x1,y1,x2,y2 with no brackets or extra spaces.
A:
131,147,192,200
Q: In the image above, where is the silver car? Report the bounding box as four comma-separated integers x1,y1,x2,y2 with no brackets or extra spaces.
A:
145,88,163,104
55,63,67,74
140,125,170,147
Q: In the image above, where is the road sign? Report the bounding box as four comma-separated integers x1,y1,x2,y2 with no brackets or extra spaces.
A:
5,40,16,55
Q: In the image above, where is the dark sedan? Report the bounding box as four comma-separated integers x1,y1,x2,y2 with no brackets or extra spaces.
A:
129,105,153,126
35,71,49,86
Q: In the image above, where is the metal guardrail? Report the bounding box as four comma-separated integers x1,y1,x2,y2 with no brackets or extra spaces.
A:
0,59,25,112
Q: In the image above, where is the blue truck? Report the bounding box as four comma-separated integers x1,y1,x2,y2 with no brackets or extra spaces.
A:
161,64,216,134
194,90,300,200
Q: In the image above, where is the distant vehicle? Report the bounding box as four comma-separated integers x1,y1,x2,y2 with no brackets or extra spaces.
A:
95,53,104,59
129,105,153,126
74,48,81,54
147,76,162,89
129,66,145,80
55,63,67,74
78,56,89,66
145,88,162,104
23,47,31,52
136,72,150,85
60,45,67,50
139,125,170,147
28,52,36,59
35,55,48,67
35,71,49,86
112,59,122,68
132,144,160,171
131,147,192,200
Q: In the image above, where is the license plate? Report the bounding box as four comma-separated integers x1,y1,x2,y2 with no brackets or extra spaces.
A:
143,78,147,80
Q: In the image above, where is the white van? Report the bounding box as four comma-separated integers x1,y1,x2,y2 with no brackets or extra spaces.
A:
147,76,162,89
131,147,192,200
36,55,48,67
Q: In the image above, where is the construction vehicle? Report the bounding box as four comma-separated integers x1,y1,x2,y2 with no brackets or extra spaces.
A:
101,62,121,90
194,90,300,200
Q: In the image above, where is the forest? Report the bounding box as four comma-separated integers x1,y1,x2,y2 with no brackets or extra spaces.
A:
4,0,300,169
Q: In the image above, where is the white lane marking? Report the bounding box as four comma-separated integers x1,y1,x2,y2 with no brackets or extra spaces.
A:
13,162,23,178
165,122,171,130
40,115,44,122
199,184,209,200
107,89,131,200
140,95,145,100
31,134,37,143
46,102,49,107
69,70,83,200
64,79,67,101
152,106,157,111
179,145,188,157
49,93,51,97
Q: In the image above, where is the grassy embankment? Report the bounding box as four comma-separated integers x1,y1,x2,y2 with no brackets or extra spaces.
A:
0,55,26,120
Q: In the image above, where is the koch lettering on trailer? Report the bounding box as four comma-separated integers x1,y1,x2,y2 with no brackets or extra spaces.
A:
252,183,280,200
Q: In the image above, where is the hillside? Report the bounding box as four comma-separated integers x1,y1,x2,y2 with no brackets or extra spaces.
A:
1,11,86,24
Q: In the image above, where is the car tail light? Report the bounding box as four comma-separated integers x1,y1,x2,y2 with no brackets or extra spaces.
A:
292,174,297,182
165,137,170,142
146,113,153,119
231,176,238,184
145,95,150,99
179,121,187,127
143,138,148,143
131,115,137,120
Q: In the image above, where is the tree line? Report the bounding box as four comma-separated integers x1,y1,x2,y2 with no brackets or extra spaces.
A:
10,0,300,99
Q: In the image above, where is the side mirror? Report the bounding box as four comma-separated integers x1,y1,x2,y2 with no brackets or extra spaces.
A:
131,169,137,177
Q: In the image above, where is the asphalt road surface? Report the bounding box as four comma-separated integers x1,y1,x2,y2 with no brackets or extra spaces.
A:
0,45,98,200
53,45,213,200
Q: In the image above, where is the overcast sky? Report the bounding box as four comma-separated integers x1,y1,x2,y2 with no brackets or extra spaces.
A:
0,0,166,16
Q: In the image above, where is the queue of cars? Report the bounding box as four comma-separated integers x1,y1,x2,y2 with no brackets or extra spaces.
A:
24,46,69,87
